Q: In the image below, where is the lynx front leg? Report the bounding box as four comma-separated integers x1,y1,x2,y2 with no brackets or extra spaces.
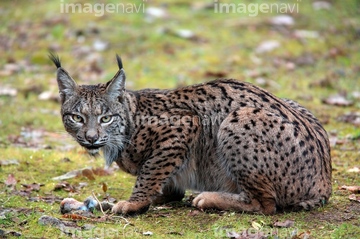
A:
112,111,200,215
152,181,185,205
112,161,184,215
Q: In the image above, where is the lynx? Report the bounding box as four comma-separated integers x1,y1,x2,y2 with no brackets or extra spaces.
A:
50,53,331,215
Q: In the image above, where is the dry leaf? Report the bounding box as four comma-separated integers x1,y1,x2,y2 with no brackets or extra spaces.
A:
102,182,108,193
340,185,360,193
270,15,294,26
82,168,95,180
251,221,262,230
0,159,20,166
349,194,360,203
53,181,77,193
21,183,43,192
322,95,353,107
337,112,360,126
62,214,89,220
143,231,153,236
347,167,360,173
188,210,201,216
92,167,112,176
255,40,280,54
273,219,295,228
28,195,63,204
0,86,17,96
5,174,17,187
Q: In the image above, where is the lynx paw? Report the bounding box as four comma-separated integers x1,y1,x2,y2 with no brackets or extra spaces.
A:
192,192,223,210
111,200,150,215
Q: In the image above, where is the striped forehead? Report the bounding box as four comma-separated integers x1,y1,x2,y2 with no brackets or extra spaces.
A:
75,85,110,115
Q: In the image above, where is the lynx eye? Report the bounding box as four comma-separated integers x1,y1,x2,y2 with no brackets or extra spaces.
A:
100,115,113,124
71,114,84,123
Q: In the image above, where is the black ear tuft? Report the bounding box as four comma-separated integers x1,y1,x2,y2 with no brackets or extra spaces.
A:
116,54,123,70
49,52,61,68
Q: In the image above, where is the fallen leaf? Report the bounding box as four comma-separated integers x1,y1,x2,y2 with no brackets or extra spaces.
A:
273,219,295,228
82,168,95,180
93,39,108,51
61,157,71,163
347,167,360,173
145,6,168,22
0,229,21,237
28,195,63,204
0,86,17,96
322,94,353,107
102,182,108,193
153,206,173,211
251,221,262,230
270,15,294,26
351,91,360,100
62,214,89,220
21,183,44,192
167,231,184,236
53,181,77,193
38,91,59,102
92,167,113,176
340,185,360,193
188,210,201,216
163,28,205,42
0,159,20,166
337,112,360,126
143,231,153,236
5,174,17,187
349,194,360,203
255,40,280,54
226,231,240,238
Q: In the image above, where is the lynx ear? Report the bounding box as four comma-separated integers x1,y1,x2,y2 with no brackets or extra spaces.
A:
106,54,125,99
49,53,77,103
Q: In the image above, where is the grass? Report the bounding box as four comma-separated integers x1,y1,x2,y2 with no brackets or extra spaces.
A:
1,0,360,238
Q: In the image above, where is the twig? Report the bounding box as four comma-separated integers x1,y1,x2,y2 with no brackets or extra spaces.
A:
92,192,106,216
111,214,131,228
91,192,130,227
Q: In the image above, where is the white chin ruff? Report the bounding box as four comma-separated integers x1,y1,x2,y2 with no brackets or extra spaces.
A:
87,148,99,155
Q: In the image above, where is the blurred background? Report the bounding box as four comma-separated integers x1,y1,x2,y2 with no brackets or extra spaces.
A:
0,0,359,141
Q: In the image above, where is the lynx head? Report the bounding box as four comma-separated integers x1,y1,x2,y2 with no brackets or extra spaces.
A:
49,53,130,167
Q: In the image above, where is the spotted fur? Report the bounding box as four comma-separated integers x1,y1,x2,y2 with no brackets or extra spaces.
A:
51,54,332,215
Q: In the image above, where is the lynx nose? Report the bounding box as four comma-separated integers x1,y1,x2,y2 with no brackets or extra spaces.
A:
86,129,99,144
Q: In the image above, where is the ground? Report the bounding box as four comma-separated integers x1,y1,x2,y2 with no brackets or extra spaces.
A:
0,0,360,238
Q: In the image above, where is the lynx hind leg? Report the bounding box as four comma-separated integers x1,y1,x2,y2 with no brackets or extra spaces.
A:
203,107,289,214
192,191,275,214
